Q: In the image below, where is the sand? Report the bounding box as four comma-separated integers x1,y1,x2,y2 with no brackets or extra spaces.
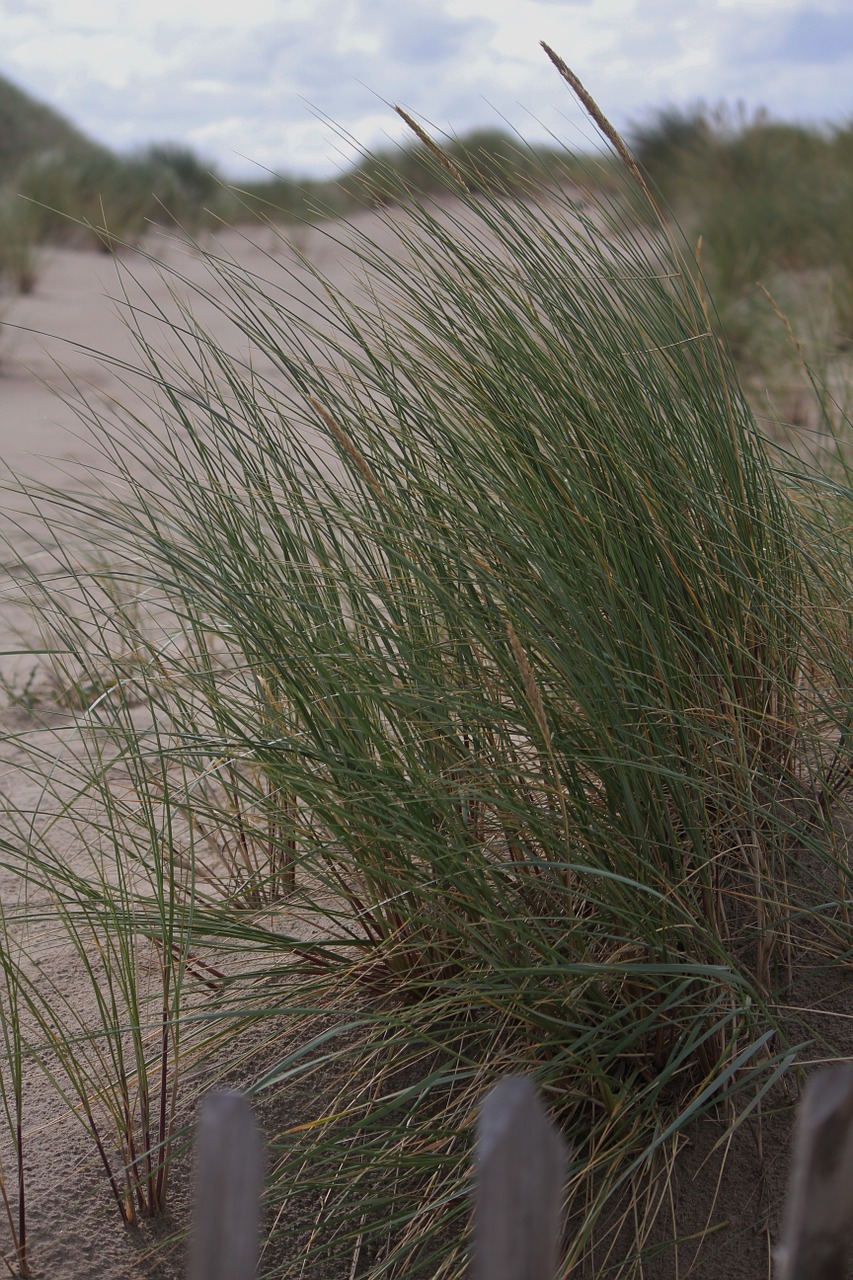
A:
0,213,850,1280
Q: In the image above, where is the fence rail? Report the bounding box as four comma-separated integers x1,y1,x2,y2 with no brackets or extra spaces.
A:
189,1065,853,1279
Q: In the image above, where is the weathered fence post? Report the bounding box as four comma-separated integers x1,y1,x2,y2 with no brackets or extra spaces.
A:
188,1090,264,1280
777,1064,853,1280
473,1076,567,1280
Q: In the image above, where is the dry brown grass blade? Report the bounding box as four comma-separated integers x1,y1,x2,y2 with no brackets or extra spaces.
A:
540,44,650,197
506,622,550,750
308,396,384,498
393,107,469,188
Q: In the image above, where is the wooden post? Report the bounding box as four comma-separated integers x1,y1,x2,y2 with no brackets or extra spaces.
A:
473,1076,567,1280
777,1064,853,1280
188,1090,263,1280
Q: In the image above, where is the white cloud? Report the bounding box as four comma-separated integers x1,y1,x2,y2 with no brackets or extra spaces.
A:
12,31,173,88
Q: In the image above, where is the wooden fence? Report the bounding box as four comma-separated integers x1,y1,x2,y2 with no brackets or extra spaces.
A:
189,1066,853,1280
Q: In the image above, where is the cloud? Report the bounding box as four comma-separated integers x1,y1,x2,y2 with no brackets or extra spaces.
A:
775,6,853,64
386,10,491,64
719,0,853,93
1,0,49,12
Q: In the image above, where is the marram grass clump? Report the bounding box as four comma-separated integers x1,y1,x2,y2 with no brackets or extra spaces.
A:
3,53,853,1279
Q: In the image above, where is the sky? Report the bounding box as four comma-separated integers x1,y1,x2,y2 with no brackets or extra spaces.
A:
0,0,851,180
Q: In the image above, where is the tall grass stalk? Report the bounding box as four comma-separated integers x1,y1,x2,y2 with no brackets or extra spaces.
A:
4,53,853,1277
0,890,28,1277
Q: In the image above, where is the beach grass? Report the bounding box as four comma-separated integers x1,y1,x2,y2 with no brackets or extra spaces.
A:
2,54,853,1278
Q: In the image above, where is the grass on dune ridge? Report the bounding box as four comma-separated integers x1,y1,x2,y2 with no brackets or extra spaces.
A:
3,50,853,1278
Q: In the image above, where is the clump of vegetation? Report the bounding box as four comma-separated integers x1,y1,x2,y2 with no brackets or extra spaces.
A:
335,125,599,206
12,144,233,250
3,51,853,1280
0,71,241,254
0,193,37,293
630,104,853,365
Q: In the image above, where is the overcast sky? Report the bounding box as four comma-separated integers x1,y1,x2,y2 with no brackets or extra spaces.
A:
1,0,851,180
